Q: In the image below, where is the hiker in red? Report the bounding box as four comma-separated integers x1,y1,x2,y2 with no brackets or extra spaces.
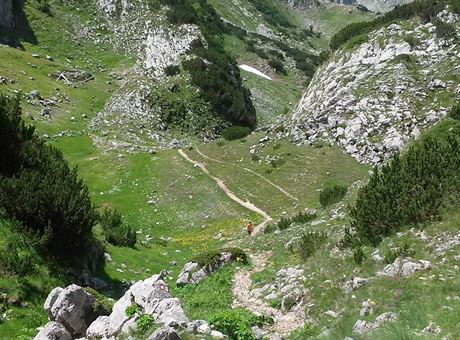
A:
247,221,254,235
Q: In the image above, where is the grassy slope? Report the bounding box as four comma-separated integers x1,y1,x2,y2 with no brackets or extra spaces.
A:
188,132,367,217
242,120,460,339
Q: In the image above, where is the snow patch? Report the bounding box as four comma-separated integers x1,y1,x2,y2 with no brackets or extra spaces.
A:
239,65,272,80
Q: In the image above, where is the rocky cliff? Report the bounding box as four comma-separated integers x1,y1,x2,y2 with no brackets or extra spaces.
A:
289,9,460,164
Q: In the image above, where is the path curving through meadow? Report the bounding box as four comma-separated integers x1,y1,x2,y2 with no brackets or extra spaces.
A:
178,149,272,234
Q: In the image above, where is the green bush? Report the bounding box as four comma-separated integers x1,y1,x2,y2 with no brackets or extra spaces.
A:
448,103,460,120
433,18,456,39
319,185,348,208
273,211,317,231
136,314,155,334
384,243,415,264
263,223,277,234
0,95,98,262
353,247,366,265
350,121,460,245
191,248,248,267
0,224,38,276
99,209,137,247
125,304,140,318
294,231,328,260
268,59,287,75
222,126,251,141
37,0,52,16
290,323,320,339
164,64,180,76
210,308,271,340
247,0,293,28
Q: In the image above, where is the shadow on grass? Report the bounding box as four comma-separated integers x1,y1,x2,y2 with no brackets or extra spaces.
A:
0,1,37,48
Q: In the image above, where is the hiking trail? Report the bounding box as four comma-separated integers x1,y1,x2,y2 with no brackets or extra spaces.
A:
195,148,298,201
178,149,272,235
232,251,307,336
178,149,306,336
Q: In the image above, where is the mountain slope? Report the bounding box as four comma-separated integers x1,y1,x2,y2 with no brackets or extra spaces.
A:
289,5,460,164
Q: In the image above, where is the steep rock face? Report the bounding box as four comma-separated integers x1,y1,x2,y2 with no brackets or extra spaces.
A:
289,11,460,164
356,0,414,13
0,0,15,29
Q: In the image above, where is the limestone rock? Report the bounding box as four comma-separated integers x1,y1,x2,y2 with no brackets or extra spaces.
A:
49,284,96,337
356,0,415,13
44,287,63,320
377,258,432,277
34,321,72,340
344,277,369,293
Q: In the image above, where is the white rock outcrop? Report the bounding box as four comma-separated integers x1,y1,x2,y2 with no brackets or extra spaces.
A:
289,15,459,164
356,0,414,13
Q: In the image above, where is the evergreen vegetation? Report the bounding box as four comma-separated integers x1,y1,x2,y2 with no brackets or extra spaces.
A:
448,103,460,120
319,185,348,208
0,95,98,263
210,308,271,340
350,120,460,245
248,0,294,28
294,231,328,260
268,59,287,75
191,248,248,267
99,209,137,248
330,0,459,51
166,0,257,129
222,126,251,141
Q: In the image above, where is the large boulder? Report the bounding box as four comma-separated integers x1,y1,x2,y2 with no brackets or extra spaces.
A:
48,284,96,337
87,274,189,338
34,321,72,340
44,287,63,320
147,298,189,328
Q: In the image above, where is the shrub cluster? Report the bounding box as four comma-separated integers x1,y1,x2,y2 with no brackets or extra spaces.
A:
191,248,248,267
265,211,317,233
319,185,348,208
350,121,460,245
448,103,460,120
294,231,328,260
166,0,257,129
99,209,136,248
0,95,98,262
268,59,287,75
0,222,38,276
384,243,415,264
222,126,251,141
210,308,271,340
248,0,293,28
164,64,180,77
330,0,457,51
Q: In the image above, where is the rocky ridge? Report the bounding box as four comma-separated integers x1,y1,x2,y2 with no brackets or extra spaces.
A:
288,10,460,164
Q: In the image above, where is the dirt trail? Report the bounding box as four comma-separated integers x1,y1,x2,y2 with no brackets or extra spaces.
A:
195,148,298,201
179,149,304,336
178,149,272,234
232,252,306,336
